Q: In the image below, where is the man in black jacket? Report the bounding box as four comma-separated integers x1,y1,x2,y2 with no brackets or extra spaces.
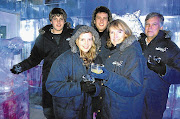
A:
90,6,112,118
138,12,180,119
10,8,74,119
91,6,112,61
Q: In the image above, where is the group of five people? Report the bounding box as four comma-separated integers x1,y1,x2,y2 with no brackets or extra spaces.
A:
10,6,180,119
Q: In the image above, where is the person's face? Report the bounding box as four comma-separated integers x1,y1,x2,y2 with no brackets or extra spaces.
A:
145,16,163,41
77,32,93,53
94,12,109,32
50,15,65,34
109,26,127,46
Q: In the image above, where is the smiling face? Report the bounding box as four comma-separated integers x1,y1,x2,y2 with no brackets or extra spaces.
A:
76,32,94,53
109,26,127,46
94,12,109,32
50,15,65,34
145,16,163,42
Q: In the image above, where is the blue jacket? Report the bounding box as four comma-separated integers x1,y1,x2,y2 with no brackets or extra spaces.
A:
139,30,180,119
101,35,145,119
46,50,101,119
139,30,180,83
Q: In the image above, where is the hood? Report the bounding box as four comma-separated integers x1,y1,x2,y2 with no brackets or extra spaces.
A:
162,30,172,39
91,6,112,28
39,24,52,35
158,30,172,39
119,35,138,52
38,22,72,35
69,25,101,53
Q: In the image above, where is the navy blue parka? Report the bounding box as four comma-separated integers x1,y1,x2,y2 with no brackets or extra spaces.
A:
139,30,180,119
46,26,102,119
101,35,146,119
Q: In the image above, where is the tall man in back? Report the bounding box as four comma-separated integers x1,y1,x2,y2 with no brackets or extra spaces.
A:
91,6,112,118
91,6,112,61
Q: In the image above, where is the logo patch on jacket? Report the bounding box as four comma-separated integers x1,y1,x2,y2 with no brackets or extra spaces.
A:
112,61,123,67
66,38,71,41
155,47,168,52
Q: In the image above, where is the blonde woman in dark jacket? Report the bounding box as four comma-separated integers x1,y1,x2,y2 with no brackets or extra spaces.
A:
46,25,102,119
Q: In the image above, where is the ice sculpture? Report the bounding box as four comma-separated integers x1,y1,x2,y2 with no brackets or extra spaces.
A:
112,10,144,38
0,37,29,119
0,37,24,81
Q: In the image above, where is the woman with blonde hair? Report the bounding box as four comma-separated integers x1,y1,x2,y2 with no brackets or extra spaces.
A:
91,19,146,118
46,25,102,119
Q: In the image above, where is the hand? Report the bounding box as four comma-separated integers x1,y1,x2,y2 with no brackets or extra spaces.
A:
82,74,95,83
147,56,166,76
90,67,109,80
10,64,22,74
80,81,96,94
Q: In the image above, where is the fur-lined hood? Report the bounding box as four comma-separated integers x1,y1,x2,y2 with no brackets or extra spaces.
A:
39,22,72,35
119,35,138,52
162,30,172,39
69,25,101,53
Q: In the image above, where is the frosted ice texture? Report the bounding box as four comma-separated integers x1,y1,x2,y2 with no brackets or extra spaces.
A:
112,10,144,38
0,37,29,118
0,37,25,92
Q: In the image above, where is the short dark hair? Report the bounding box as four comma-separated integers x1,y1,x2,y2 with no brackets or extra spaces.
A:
93,6,112,21
49,8,67,22
145,12,164,27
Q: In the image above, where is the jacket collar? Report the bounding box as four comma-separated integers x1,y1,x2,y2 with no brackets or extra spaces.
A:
140,30,172,43
119,35,137,52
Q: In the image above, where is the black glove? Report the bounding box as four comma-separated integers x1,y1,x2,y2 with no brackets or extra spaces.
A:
80,81,96,94
147,55,166,76
10,64,22,74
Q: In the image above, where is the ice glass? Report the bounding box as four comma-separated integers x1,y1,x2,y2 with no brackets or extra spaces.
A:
91,63,104,74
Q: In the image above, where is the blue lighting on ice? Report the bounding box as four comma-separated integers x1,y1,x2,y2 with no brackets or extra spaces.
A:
0,0,180,118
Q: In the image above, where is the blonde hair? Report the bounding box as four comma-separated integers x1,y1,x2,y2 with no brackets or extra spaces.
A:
76,32,97,67
107,19,132,48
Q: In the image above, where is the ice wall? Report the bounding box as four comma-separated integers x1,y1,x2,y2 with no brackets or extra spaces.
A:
0,37,29,119
0,0,179,118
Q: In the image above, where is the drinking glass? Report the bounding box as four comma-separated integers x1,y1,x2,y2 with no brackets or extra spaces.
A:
91,63,104,74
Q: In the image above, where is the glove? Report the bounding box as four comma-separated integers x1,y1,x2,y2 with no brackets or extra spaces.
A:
90,67,109,80
10,64,22,74
82,74,95,83
147,55,166,76
80,81,96,94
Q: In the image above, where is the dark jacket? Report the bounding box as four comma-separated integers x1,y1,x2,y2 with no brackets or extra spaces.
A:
97,29,110,63
18,24,73,108
139,30,180,77
46,50,102,119
101,35,145,119
46,25,102,119
91,7,112,63
139,30,180,119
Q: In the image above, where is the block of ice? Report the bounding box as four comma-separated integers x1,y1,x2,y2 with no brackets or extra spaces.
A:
112,10,144,38
0,37,25,89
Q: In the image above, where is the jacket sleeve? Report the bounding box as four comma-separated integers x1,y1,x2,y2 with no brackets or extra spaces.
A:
104,49,144,97
166,40,180,70
163,65,180,84
163,40,180,83
18,35,44,71
46,54,82,97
